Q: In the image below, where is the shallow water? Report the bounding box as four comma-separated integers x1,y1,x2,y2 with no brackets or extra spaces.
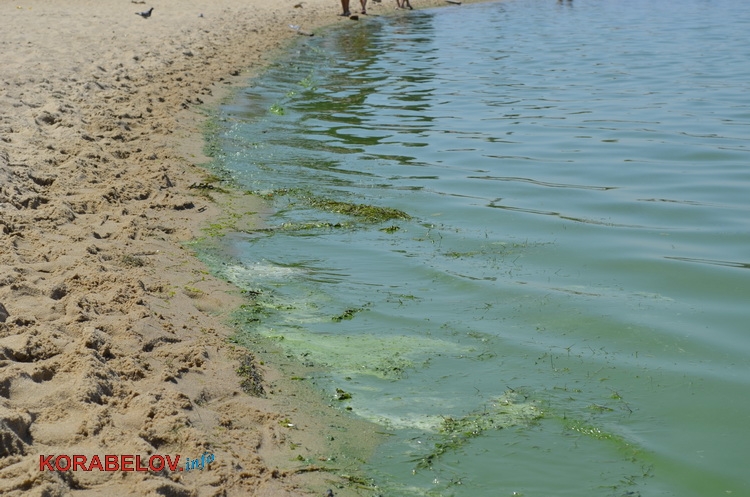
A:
203,0,750,495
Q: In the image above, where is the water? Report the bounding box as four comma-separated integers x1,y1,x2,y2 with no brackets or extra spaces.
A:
202,0,750,495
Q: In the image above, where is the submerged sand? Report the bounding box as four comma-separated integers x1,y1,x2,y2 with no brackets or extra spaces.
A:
0,0,487,495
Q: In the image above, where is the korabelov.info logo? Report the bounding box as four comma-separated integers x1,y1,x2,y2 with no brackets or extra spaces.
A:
39,453,214,472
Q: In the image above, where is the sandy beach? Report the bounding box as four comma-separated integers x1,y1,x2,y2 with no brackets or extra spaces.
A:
1,0,486,495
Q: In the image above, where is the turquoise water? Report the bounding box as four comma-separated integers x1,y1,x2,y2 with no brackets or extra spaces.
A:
206,0,750,495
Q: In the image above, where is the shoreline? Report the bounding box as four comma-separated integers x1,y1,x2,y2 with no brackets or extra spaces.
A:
0,1,493,495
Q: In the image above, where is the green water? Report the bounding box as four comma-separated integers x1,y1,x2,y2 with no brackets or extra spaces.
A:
203,0,750,495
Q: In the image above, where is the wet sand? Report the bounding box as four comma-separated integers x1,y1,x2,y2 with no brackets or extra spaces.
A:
0,0,488,495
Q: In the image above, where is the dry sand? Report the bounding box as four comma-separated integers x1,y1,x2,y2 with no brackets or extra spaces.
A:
0,0,489,495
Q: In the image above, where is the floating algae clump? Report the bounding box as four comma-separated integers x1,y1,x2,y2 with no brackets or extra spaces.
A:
415,391,543,470
250,188,411,225
308,197,411,223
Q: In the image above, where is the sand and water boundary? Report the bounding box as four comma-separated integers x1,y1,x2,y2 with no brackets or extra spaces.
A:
1,1,488,495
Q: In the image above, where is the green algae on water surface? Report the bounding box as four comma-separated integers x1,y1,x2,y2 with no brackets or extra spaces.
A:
226,296,472,380
252,188,411,224
307,197,411,223
332,305,369,322
413,391,543,470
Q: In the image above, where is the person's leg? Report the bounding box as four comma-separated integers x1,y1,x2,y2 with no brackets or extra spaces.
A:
360,0,368,14
340,0,351,15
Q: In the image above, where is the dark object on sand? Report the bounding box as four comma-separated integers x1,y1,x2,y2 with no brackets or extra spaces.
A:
136,7,154,18
0,303,9,323
237,353,266,397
